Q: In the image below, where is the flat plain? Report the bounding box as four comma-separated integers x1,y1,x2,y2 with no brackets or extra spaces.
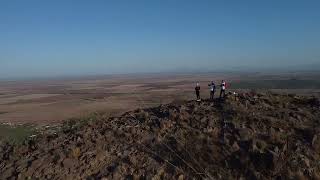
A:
0,72,319,125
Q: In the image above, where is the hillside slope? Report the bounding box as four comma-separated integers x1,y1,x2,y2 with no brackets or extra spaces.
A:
1,93,320,179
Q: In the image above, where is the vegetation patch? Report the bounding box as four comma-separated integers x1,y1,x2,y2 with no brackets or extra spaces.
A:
61,112,103,134
0,124,36,145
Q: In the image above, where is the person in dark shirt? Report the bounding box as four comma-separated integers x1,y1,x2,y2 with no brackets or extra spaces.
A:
195,83,201,100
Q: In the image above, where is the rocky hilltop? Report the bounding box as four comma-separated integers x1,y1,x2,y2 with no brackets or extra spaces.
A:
1,93,320,179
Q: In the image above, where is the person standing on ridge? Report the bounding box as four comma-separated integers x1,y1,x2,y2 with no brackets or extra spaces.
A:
220,80,226,98
208,81,216,100
195,83,201,101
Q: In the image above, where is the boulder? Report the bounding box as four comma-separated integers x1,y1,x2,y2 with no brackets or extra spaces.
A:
238,128,253,141
312,135,320,152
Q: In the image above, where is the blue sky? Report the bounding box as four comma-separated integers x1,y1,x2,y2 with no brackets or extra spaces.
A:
1,0,320,78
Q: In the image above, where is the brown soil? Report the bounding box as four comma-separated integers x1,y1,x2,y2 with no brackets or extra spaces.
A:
1,93,320,179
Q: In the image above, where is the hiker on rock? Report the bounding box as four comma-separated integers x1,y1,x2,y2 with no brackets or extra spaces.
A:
220,80,226,98
195,82,201,101
208,81,216,100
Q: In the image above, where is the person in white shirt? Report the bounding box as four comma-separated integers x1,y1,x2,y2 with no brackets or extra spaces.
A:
220,80,226,98
208,81,216,100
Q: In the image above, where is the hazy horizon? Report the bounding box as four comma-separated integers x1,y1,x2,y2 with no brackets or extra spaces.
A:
1,0,320,79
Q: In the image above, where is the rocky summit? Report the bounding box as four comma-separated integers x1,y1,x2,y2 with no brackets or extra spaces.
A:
1,93,320,179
